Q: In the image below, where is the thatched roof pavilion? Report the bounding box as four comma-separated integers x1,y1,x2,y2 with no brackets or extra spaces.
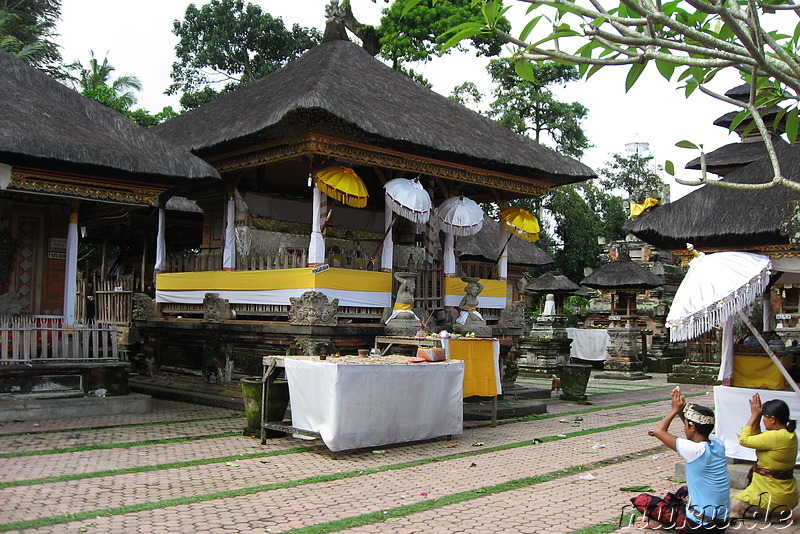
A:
154,36,594,203
627,143,800,251
457,215,554,266
0,51,219,203
524,271,580,294
581,258,664,290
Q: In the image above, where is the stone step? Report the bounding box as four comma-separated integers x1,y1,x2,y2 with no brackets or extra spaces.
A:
0,393,152,422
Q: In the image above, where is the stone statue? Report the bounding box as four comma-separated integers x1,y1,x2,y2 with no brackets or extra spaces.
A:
385,272,421,336
542,293,557,316
289,291,339,326
499,301,526,329
202,293,232,323
132,293,156,321
452,277,491,337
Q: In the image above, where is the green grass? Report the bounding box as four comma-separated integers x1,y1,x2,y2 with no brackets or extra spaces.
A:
0,432,241,458
0,439,666,533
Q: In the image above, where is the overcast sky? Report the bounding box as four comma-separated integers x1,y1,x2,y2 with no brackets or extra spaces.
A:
56,0,755,200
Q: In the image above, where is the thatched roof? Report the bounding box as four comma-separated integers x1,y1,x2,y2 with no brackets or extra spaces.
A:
581,259,664,290
627,143,800,250
154,39,594,187
0,51,219,183
524,271,580,293
685,137,788,172
456,215,554,266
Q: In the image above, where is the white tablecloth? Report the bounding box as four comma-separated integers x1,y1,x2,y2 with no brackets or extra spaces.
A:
713,385,800,462
283,359,464,452
566,328,609,361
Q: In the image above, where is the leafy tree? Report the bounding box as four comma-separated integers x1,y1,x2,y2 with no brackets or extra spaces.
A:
168,0,321,109
486,59,590,158
0,0,61,75
421,0,800,191
597,153,667,203
66,50,143,109
449,81,483,109
376,0,511,69
543,184,605,281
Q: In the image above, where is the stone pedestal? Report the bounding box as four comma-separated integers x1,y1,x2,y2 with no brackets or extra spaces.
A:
518,315,572,378
595,323,652,380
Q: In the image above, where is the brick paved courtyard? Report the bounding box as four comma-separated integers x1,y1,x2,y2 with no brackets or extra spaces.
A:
0,374,797,533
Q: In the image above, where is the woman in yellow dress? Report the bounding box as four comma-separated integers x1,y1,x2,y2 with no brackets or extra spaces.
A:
731,394,798,523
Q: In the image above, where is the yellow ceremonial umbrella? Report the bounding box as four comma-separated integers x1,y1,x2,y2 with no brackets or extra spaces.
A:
499,206,540,242
314,166,369,208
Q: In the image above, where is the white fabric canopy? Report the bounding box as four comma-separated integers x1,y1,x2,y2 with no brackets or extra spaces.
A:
714,386,800,462
566,328,610,361
309,186,327,267
63,212,78,326
154,208,166,272
666,251,771,342
222,198,236,270
381,195,393,271
284,358,464,452
436,196,483,236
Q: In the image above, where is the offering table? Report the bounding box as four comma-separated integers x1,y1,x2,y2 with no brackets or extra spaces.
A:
375,336,501,426
260,355,464,452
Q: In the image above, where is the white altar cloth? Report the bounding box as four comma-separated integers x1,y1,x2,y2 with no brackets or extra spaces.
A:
283,359,464,452
713,385,800,462
566,328,610,361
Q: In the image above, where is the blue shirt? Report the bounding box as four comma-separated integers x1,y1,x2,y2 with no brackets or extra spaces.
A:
677,437,730,525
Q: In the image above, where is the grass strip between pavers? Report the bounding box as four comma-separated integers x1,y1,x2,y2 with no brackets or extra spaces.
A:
0,415,243,438
0,418,663,532
0,432,242,458
278,449,666,534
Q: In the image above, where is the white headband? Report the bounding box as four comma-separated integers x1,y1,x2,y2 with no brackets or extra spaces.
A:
684,403,715,426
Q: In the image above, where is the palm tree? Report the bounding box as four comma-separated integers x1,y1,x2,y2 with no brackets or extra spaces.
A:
66,50,143,110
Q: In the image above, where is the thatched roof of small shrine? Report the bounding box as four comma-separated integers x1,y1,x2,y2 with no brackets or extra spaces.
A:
524,271,580,293
457,215,554,266
627,143,800,250
581,259,664,290
154,39,594,187
0,51,219,183
685,137,789,172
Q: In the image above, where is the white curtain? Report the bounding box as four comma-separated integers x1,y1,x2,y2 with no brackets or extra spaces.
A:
309,186,327,267
443,232,456,276
154,208,166,272
381,194,393,272
718,316,735,383
222,197,235,270
63,212,78,326
498,225,508,281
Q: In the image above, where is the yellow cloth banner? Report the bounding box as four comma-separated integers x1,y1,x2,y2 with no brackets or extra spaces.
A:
448,339,497,397
394,303,412,311
733,354,791,390
629,197,659,217
157,268,391,292
443,278,506,298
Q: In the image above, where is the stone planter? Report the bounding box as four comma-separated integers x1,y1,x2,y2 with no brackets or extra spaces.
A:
556,363,592,401
240,377,290,437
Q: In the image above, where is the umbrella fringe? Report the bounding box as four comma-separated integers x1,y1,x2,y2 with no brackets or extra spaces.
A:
441,222,484,237
388,203,430,224
667,266,770,342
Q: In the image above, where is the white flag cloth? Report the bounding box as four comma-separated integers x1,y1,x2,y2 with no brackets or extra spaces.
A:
718,316,735,382
154,208,166,272
309,186,327,267
424,210,437,266
381,195,393,272
666,251,771,342
498,225,508,281
443,232,456,276
222,198,236,270
63,212,78,326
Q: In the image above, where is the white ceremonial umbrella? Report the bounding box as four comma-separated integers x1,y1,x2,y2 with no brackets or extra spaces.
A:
370,177,432,265
436,196,484,236
667,249,800,398
384,177,432,224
